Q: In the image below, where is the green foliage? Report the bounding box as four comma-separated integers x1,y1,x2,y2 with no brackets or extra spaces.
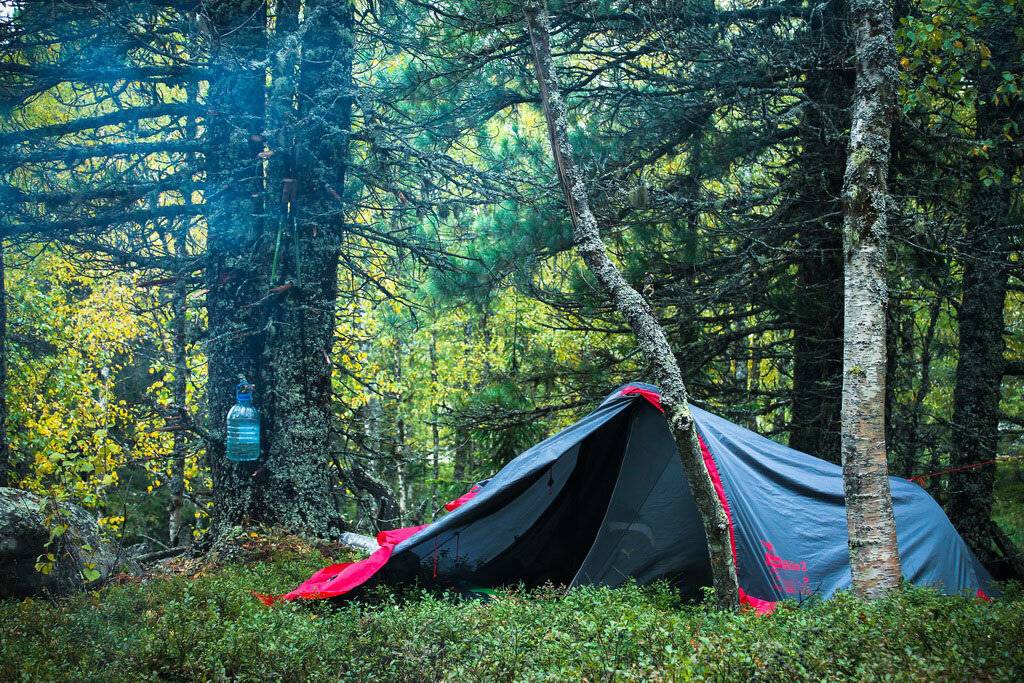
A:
1,552,1021,681
6,251,161,514
994,460,1024,547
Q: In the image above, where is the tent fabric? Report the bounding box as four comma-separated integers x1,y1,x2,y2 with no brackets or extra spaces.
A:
690,399,996,602
569,405,713,598
442,478,490,512
263,383,995,606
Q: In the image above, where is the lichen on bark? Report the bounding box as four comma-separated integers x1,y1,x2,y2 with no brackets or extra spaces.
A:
839,0,903,599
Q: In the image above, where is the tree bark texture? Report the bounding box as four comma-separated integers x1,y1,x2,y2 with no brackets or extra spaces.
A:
257,0,352,538
840,0,903,598
203,0,269,535
524,4,738,610
949,20,1022,576
789,0,852,464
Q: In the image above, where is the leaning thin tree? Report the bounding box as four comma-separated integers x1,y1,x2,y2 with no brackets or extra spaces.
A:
523,4,739,609
839,0,903,597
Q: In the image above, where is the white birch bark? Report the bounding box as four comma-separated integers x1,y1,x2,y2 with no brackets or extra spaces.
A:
840,0,903,598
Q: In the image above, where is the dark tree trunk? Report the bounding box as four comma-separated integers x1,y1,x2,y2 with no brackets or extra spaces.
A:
257,0,353,538
167,224,191,546
203,0,269,535
790,250,844,462
840,0,903,598
950,193,1012,571
670,163,706,388
168,82,199,546
430,331,440,506
949,27,1021,574
385,342,410,524
393,415,410,524
453,319,480,483
789,0,852,463
525,4,739,610
896,297,941,478
453,420,471,484
0,239,8,488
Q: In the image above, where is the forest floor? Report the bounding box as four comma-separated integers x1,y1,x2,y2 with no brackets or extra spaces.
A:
1,531,1022,682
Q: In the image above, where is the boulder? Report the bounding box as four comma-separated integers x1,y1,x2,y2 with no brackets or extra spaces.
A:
0,487,124,598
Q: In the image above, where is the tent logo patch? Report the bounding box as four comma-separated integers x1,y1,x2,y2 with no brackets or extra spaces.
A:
761,540,811,596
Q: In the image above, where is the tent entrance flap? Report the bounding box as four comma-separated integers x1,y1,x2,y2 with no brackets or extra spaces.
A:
393,407,635,588
469,408,633,586
572,404,713,597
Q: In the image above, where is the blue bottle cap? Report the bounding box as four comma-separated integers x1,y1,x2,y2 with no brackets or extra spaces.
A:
236,380,254,403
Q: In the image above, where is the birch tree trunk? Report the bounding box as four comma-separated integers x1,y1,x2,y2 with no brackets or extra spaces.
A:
524,4,738,610
839,0,902,598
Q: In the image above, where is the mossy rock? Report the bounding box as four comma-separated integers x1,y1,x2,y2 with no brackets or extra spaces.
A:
0,487,130,598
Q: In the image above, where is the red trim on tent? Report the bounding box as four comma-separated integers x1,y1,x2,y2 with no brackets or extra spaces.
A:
258,482,485,605
698,435,738,564
620,385,664,413
738,587,777,614
977,588,992,602
256,524,427,605
698,434,777,615
444,484,481,511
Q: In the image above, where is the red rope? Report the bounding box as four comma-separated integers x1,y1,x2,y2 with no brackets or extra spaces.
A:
908,459,999,485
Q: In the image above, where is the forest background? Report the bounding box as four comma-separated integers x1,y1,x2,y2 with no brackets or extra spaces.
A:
0,0,1022,582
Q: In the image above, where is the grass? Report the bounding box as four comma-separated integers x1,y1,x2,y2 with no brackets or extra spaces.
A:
1,538,1022,682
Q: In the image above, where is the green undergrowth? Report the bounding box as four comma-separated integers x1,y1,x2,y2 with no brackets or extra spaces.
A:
1,547,1022,682
994,460,1024,548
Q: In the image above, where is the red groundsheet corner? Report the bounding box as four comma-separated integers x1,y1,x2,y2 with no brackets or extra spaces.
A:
257,483,482,605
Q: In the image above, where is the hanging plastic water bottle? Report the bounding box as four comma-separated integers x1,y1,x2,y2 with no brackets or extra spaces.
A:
226,380,260,462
